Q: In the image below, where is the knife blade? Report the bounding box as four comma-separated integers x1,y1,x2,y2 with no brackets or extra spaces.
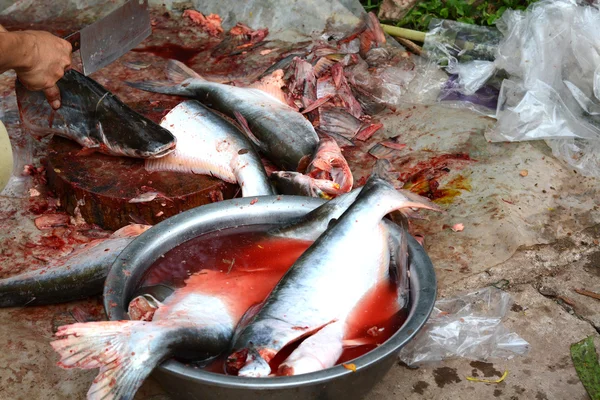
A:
64,0,151,76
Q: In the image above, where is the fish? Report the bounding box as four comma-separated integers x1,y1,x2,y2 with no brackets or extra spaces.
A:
270,171,339,199
126,59,319,171
0,224,151,307
306,135,353,194
146,100,274,197
226,176,441,377
49,192,384,400
16,69,176,158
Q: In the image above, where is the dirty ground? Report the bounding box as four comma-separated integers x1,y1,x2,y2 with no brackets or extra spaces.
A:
1,1,600,399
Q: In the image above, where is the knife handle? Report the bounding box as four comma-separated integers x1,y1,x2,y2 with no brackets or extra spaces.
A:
64,32,81,52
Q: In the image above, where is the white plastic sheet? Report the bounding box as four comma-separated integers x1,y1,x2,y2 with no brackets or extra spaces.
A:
399,287,530,366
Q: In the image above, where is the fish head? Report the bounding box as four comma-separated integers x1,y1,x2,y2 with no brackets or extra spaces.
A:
16,70,177,159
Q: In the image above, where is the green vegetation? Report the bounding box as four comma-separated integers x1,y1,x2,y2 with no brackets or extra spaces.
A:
361,0,539,31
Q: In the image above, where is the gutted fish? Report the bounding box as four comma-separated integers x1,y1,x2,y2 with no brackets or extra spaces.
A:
126,60,319,171
147,100,274,197
0,224,151,307
16,70,176,158
227,177,441,377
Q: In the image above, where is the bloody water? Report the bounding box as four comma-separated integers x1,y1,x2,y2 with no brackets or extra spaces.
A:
139,225,408,375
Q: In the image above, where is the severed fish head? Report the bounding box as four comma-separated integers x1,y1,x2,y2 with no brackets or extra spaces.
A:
16,69,176,159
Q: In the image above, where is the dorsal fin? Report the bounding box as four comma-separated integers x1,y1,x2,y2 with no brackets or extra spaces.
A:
249,69,288,105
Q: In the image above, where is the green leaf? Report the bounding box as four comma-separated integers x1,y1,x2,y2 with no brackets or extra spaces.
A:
457,16,475,24
440,7,449,18
570,336,600,400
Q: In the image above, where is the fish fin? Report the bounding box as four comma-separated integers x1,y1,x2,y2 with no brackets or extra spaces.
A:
233,111,268,154
75,147,97,157
110,224,152,238
51,321,170,400
278,321,344,376
125,79,195,97
361,175,444,213
165,59,205,82
396,189,444,213
249,69,288,105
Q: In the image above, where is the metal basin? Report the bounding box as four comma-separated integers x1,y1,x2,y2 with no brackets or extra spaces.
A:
104,195,437,400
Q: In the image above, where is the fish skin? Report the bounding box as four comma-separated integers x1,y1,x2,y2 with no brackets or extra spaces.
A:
147,100,274,197
0,224,151,307
227,177,441,377
126,60,319,171
16,70,176,159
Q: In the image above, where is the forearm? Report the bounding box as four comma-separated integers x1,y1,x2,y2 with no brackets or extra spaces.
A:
0,28,34,73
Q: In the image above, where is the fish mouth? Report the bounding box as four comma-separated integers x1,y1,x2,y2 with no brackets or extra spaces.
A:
137,141,177,159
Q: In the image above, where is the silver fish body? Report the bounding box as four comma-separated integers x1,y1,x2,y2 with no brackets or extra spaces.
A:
148,100,274,197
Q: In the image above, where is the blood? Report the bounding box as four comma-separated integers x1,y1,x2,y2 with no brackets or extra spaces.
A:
132,44,206,64
141,225,409,376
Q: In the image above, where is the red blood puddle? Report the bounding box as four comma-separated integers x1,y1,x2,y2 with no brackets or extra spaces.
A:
140,224,408,375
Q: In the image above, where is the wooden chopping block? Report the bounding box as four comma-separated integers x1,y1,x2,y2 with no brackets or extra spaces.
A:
46,136,239,231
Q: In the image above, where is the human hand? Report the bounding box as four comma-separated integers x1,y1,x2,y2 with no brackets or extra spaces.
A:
13,30,72,110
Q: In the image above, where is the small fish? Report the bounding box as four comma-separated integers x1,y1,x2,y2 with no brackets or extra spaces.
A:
146,100,274,197
306,135,353,194
271,171,338,199
16,69,176,158
0,224,151,307
126,60,319,171
227,177,441,377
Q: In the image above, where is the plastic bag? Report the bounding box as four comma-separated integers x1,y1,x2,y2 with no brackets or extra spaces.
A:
485,0,600,177
410,19,504,115
398,287,530,366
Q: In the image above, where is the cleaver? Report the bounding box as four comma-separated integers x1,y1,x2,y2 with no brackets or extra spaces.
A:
64,0,151,76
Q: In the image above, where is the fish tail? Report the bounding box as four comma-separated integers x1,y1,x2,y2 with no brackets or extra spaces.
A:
125,79,195,97
362,175,444,213
165,59,206,82
52,321,170,400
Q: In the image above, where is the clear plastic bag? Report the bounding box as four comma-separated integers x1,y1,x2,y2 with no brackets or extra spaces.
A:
398,287,530,366
485,0,600,177
411,19,504,115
